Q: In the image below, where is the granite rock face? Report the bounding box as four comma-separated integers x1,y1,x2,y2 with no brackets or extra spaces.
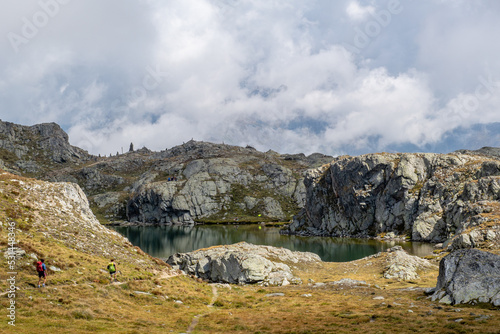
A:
126,154,309,224
120,142,330,224
284,152,500,246
429,249,500,306
166,242,321,285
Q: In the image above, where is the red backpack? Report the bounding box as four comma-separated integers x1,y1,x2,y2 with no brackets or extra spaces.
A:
36,261,43,272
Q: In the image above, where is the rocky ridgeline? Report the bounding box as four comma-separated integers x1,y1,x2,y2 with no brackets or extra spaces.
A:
0,120,91,173
283,151,500,249
82,142,331,224
1,119,499,244
0,120,332,225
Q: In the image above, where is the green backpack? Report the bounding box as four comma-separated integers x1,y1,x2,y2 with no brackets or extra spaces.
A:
107,263,115,272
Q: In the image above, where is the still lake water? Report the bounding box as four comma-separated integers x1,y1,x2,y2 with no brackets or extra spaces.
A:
112,224,434,262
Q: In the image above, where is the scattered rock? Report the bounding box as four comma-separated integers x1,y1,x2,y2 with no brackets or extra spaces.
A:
331,278,368,286
385,232,396,239
450,227,500,250
265,293,285,297
386,246,403,252
133,291,153,296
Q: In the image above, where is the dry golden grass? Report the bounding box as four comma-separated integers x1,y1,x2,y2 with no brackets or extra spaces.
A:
4,240,499,334
188,256,499,334
1,169,499,333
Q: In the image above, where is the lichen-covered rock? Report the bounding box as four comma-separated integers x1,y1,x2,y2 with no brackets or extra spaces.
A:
166,242,321,285
429,249,500,306
91,192,127,219
284,152,500,247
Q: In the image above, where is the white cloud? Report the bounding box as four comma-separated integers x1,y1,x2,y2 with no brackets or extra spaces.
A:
346,1,375,21
1,0,500,156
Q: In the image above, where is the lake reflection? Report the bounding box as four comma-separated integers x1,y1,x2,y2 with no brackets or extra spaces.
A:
112,224,434,262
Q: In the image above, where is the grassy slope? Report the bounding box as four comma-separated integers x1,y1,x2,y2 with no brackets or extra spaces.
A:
0,171,499,333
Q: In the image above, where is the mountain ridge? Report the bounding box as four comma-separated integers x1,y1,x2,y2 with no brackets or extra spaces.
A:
1,119,499,250
0,120,333,225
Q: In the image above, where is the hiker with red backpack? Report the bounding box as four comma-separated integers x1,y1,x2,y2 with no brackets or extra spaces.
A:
36,259,47,288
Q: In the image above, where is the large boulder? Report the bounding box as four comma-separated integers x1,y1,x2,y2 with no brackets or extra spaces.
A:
166,242,321,286
428,249,500,306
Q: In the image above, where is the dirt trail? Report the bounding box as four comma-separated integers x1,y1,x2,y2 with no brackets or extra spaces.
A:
186,285,219,334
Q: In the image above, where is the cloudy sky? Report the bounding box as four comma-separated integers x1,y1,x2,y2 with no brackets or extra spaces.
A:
1,0,499,156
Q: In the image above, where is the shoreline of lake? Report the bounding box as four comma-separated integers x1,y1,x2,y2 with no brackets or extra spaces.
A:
111,224,435,262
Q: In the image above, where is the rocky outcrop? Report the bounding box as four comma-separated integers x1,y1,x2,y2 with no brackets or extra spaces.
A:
0,170,149,265
283,152,500,246
126,155,303,224
166,242,321,285
3,119,499,239
428,249,500,306
123,141,330,224
383,246,436,280
455,146,500,159
0,120,91,172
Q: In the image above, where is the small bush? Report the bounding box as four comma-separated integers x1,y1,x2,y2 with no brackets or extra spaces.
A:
212,300,224,307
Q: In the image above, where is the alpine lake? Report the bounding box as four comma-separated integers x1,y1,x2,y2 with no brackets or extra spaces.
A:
111,224,434,262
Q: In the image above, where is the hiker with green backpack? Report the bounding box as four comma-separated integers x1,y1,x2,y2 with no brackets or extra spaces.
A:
107,259,118,282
